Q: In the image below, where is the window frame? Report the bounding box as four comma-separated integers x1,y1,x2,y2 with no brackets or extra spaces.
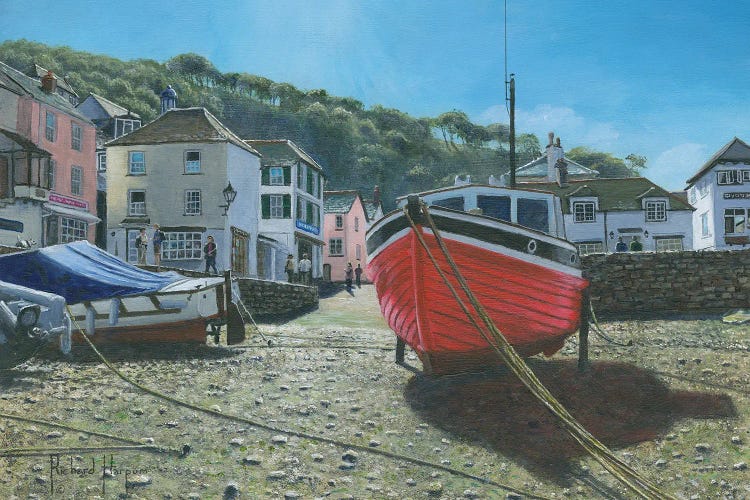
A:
269,194,284,218
717,170,741,185
60,217,87,242
329,238,344,256
724,208,746,234
162,231,203,260
46,159,56,190
572,201,596,223
128,151,146,175
645,200,667,222
71,122,82,151
45,111,56,142
269,167,284,185
654,237,684,253
184,150,201,174
184,189,201,215
70,166,83,196
577,242,604,255
128,190,147,216
701,211,710,237
97,151,107,172
335,214,344,230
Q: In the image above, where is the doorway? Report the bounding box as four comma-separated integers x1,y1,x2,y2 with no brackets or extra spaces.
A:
231,227,249,276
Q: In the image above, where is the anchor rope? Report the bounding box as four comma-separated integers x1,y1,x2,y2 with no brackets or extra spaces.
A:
405,202,675,500
63,307,554,500
589,303,633,347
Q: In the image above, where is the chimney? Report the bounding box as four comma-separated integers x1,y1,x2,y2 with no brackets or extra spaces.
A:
41,71,57,93
160,85,178,114
546,132,564,182
373,185,380,205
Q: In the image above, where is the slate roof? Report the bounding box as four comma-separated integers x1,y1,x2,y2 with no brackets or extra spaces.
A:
0,61,93,124
685,137,750,187
81,93,140,119
517,155,598,178
106,107,260,156
324,190,362,215
527,177,694,214
0,129,52,156
362,199,382,221
244,139,323,172
34,64,78,97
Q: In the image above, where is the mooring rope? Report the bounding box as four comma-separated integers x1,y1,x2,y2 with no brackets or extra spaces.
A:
64,307,553,500
406,202,675,500
589,303,633,347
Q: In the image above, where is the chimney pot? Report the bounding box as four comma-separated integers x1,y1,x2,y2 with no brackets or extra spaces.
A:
41,71,57,93
373,185,380,205
548,131,554,147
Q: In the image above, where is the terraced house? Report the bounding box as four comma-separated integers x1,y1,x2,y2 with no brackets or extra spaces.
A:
323,190,369,282
105,106,261,275
0,61,98,247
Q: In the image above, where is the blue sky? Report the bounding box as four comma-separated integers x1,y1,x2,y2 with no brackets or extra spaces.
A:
2,0,749,190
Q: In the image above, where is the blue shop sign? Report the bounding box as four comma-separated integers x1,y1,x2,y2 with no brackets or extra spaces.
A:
295,220,320,235
0,218,23,233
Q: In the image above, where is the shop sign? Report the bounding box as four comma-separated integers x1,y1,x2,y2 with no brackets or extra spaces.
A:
295,220,320,235
49,193,88,210
723,192,750,199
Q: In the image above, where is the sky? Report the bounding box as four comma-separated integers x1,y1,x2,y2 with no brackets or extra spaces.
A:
1,0,749,191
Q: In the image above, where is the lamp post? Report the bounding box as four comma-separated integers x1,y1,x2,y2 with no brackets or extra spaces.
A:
220,182,237,216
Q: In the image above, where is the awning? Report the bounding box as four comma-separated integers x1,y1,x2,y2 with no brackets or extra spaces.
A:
294,231,324,245
43,203,101,224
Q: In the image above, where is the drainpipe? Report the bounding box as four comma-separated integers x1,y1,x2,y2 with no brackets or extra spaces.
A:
603,210,609,252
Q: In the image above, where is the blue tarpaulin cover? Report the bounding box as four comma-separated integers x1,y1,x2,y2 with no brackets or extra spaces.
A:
0,241,184,303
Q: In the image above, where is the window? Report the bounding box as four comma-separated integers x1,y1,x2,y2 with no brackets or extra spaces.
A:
577,242,604,255
46,159,55,189
71,123,82,151
517,198,549,233
744,171,750,182
261,194,291,219
698,180,709,198
717,170,742,185
312,171,319,197
128,190,146,216
114,118,141,138
355,244,361,260
655,237,683,252
297,165,306,191
185,151,201,173
184,190,201,215
701,212,710,237
305,201,315,224
162,232,203,260
477,195,511,221
432,196,464,211
724,208,746,234
97,151,106,172
269,167,284,185
688,188,696,205
60,217,86,242
127,229,140,263
573,201,595,223
306,168,314,195
335,215,343,229
70,166,82,195
645,201,667,222
129,151,145,174
45,111,56,142
354,217,360,232
329,238,343,256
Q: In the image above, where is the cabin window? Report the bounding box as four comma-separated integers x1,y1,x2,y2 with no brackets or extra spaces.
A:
655,237,683,252
573,201,596,223
477,195,511,221
724,208,746,234
432,196,464,211
162,232,203,260
577,242,603,255
184,190,201,215
60,217,87,242
645,201,667,222
517,198,549,233
329,238,343,256
70,166,83,195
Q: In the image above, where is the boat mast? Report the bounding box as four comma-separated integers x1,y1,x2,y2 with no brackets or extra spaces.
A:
508,74,516,188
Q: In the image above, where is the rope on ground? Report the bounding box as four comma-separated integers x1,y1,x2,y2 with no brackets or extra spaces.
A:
0,445,175,458
231,285,268,343
64,307,554,500
589,303,633,347
408,202,675,500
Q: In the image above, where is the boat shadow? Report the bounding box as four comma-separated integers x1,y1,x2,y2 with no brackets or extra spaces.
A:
404,359,736,484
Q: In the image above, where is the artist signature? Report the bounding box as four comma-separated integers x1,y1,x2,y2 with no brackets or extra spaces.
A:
48,454,150,495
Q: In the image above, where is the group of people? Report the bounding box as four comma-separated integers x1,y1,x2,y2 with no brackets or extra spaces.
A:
285,253,312,285
615,235,643,252
344,262,364,291
135,224,219,275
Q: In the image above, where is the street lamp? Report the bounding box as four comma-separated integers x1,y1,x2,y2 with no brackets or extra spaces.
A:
220,182,237,216
609,231,614,240
644,230,649,238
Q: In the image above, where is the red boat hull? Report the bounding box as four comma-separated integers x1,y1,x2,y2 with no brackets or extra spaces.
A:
367,210,588,375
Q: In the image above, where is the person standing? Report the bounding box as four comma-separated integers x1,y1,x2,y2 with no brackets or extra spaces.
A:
629,235,643,252
204,235,218,275
354,262,363,288
345,262,354,291
135,228,148,265
615,236,628,252
285,254,296,283
298,253,311,285
152,224,165,270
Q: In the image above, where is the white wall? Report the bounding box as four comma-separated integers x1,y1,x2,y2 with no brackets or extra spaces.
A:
227,143,261,276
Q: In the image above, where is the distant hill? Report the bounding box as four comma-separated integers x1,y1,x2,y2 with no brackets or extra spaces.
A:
0,40,641,209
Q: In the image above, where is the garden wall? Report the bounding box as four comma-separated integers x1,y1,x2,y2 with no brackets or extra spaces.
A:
581,249,750,318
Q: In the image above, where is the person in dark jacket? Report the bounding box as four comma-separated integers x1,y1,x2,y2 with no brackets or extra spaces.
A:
204,235,218,274
345,262,354,291
629,235,643,252
615,236,628,252
354,262,363,288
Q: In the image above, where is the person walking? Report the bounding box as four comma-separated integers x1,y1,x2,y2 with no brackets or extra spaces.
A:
135,228,148,265
285,254,296,283
152,224,165,270
204,235,218,275
345,263,354,291
629,235,643,252
354,262,363,288
298,253,311,285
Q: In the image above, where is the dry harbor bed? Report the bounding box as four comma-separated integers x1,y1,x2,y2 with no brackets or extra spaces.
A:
0,284,749,499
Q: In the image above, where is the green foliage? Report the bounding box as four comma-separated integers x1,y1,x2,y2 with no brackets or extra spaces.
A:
567,146,644,178
0,39,646,210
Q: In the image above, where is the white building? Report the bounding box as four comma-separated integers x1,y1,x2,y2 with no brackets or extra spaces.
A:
685,137,750,250
244,140,325,281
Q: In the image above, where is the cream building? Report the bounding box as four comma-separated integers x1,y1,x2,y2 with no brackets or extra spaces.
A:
105,107,261,275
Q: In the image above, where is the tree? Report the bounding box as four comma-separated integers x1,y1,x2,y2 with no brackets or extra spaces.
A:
625,154,647,175
516,133,542,166
567,146,637,178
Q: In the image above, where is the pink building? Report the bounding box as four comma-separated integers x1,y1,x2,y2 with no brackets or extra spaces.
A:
0,62,98,247
323,190,369,282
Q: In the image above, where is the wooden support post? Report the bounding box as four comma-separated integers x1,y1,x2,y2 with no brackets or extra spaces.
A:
578,287,590,372
395,337,405,364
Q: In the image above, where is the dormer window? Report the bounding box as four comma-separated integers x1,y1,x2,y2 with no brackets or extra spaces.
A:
645,200,667,222
572,201,596,223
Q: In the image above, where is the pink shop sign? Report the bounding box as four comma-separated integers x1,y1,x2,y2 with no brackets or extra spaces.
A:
49,193,88,210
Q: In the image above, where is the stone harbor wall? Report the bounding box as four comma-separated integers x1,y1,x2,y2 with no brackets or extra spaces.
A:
235,278,318,319
582,249,750,318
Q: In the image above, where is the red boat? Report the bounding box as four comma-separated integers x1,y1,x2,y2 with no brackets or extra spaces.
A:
366,186,589,375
